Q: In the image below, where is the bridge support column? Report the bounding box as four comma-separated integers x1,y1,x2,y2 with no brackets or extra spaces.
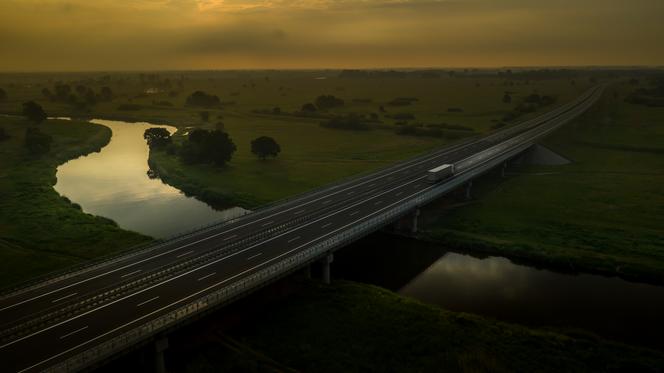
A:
501,161,507,178
409,208,421,234
154,337,169,373
321,253,333,285
465,181,473,200
303,264,311,279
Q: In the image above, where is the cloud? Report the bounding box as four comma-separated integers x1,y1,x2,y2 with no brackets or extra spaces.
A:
0,0,662,70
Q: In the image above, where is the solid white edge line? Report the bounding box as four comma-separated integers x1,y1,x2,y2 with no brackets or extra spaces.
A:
16,177,437,373
2,89,597,311
12,90,603,370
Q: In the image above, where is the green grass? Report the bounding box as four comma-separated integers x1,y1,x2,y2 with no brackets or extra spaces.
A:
183,280,664,372
420,83,664,283
0,116,149,288
108,74,589,208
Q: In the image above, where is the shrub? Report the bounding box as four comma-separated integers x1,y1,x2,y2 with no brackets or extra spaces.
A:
185,91,221,107
320,115,370,131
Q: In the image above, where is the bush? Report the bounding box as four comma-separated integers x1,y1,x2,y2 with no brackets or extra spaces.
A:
320,115,370,131
251,136,281,160
22,101,47,124
179,129,236,166
447,107,463,113
301,103,317,112
143,128,172,149
315,95,345,110
186,91,221,107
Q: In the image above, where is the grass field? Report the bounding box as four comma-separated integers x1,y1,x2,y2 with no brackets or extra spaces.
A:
0,116,149,288
12,71,590,208
420,82,664,283
167,280,664,372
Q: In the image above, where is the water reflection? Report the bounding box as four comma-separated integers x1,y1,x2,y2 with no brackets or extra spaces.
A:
335,234,664,349
54,119,247,238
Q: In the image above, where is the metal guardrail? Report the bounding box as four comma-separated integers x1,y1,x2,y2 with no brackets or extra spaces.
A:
44,86,604,373
0,87,597,299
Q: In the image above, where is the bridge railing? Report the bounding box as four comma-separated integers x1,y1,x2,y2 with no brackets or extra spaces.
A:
43,87,605,372
43,128,557,373
1,87,599,299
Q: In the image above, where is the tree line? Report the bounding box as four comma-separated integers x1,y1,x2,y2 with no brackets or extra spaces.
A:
144,128,281,166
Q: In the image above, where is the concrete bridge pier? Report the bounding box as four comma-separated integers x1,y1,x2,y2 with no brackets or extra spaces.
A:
321,253,333,284
407,208,421,234
465,181,473,200
303,264,312,279
154,337,169,373
502,161,508,178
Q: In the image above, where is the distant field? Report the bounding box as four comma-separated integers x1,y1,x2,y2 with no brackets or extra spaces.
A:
0,70,599,283
420,81,664,283
0,71,593,208
0,117,149,287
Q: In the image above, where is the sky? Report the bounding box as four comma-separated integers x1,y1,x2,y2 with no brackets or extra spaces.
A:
0,0,663,71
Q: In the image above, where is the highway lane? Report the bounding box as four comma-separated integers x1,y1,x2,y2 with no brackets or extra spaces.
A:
0,86,604,372
0,103,549,322
0,85,595,319
0,129,490,326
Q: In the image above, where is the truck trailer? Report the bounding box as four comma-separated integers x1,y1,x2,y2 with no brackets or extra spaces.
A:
426,164,455,183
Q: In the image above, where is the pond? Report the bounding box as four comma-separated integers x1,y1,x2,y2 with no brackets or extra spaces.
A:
54,119,247,238
334,233,664,350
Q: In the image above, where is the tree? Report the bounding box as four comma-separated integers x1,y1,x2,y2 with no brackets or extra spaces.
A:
502,93,512,104
186,91,220,107
315,95,344,110
199,111,210,122
0,88,6,101
251,136,281,160
41,88,53,100
24,127,52,155
100,86,113,101
180,129,236,166
54,84,71,101
143,127,172,149
22,101,47,124
301,103,317,112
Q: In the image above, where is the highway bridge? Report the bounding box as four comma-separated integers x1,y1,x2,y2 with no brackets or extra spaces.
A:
0,86,604,372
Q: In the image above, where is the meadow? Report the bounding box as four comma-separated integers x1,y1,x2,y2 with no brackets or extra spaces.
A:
0,69,602,284
420,81,664,283
0,116,149,287
1,70,591,208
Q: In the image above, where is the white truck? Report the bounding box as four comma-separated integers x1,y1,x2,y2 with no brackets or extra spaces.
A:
426,164,455,183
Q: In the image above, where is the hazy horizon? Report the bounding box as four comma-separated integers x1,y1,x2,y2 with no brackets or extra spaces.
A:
1,0,663,72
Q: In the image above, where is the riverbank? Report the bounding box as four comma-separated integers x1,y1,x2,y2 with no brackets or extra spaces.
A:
107,279,664,372
0,116,150,288
418,83,664,284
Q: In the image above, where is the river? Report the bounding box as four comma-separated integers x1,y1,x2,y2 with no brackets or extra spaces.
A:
334,233,664,350
54,119,247,238
52,118,664,350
